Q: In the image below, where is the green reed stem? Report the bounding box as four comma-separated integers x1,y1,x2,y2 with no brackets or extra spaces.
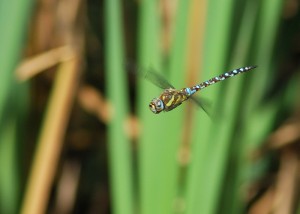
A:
138,1,190,214
104,0,134,213
185,0,236,213
0,1,32,213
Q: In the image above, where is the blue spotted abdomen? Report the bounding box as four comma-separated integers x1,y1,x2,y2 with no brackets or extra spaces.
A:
191,66,257,92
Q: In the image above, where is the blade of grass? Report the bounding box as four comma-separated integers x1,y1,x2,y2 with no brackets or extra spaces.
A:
242,0,284,120
212,1,259,213
0,119,19,214
177,1,207,213
104,0,134,213
137,1,193,213
0,1,32,119
0,81,29,214
227,0,284,213
175,0,207,211
137,1,165,213
158,1,191,213
184,0,238,213
0,1,33,213
16,46,73,81
21,57,80,214
236,0,284,184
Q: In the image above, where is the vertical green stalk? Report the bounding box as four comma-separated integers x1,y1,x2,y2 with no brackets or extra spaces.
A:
215,1,259,213
185,0,236,214
0,119,19,214
138,1,190,214
104,0,134,213
236,0,284,177
230,0,284,213
160,0,190,212
242,0,284,121
0,1,33,213
137,1,162,214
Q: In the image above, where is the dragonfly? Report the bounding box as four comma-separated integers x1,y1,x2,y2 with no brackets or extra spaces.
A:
146,65,257,114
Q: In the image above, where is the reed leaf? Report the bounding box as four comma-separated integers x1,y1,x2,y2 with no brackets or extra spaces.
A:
0,1,33,213
104,0,134,213
185,0,237,213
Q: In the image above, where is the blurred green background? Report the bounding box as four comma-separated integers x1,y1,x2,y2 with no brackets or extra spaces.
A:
1,0,300,213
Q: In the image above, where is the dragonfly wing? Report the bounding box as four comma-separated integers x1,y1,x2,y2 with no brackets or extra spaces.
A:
190,96,212,118
144,69,175,89
126,62,175,89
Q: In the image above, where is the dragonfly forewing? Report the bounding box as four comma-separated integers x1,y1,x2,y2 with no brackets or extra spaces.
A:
144,69,175,89
126,62,175,89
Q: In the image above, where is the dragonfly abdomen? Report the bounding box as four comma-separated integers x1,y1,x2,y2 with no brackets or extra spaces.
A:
191,65,257,92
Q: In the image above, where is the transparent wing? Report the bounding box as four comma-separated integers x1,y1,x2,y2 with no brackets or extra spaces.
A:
190,96,212,118
126,62,175,89
144,69,175,89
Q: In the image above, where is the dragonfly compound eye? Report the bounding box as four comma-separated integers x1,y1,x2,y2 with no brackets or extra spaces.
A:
149,98,164,114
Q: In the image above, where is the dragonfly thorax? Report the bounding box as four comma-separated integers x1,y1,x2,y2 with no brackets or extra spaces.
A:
149,98,164,114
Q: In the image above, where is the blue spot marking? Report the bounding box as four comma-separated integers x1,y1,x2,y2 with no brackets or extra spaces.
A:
185,87,196,95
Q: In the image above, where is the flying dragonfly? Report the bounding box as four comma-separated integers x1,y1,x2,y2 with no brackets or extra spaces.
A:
145,66,257,114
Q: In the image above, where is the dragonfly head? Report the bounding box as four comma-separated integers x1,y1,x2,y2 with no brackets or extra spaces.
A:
149,98,164,114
